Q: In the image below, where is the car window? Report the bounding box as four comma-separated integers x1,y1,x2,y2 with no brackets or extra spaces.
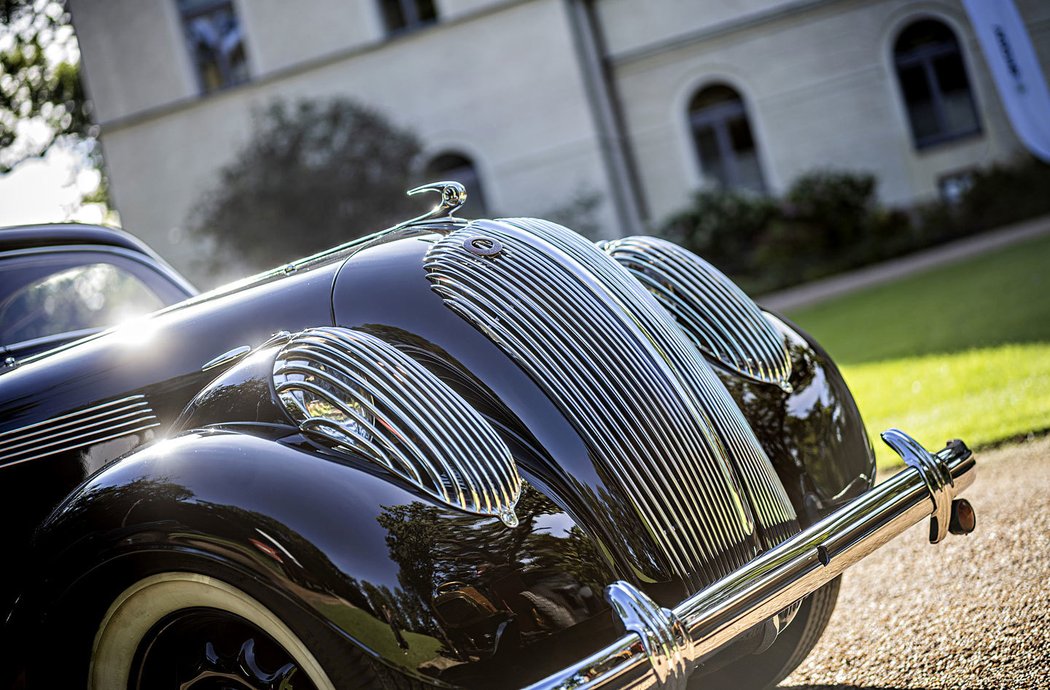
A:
0,252,186,349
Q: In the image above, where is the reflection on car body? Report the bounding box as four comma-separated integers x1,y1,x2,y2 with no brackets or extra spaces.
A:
0,184,976,689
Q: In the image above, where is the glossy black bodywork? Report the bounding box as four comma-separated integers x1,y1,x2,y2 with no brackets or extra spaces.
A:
14,430,620,688
0,260,336,634
719,313,876,524
0,226,875,687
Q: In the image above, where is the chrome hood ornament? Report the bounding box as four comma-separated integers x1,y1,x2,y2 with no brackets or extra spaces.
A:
396,180,469,231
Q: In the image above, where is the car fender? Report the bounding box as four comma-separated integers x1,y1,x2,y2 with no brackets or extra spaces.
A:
717,313,877,522
13,428,619,688
14,430,460,683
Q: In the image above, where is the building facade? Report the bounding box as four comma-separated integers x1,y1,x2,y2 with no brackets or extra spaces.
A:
69,0,1050,283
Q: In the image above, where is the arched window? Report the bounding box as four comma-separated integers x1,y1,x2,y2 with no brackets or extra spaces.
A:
425,153,488,216
688,84,766,193
894,19,981,148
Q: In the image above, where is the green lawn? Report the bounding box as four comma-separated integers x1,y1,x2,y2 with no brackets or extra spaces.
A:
786,232,1050,468
315,601,445,671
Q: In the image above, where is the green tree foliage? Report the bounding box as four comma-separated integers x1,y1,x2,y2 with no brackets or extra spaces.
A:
191,98,424,272
0,0,95,173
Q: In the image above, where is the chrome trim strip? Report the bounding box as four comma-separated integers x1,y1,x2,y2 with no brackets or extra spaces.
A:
527,431,977,690
0,423,162,468
0,395,149,441
0,394,159,467
602,236,792,389
425,219,798,587
273,327,521,525
202,345,252,372
0,328,105,358
0,405,155,456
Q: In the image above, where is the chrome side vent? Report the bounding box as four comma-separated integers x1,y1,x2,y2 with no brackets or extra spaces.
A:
603,236,792,390
0,394,160,467
425,218,799,588
273,327,522,526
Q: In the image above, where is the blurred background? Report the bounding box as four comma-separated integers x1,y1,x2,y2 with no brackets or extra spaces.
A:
2,0,1048,279
1,0,1049,463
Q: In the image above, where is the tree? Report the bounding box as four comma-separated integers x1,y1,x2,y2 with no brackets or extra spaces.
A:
0,0,96,174
191,98,424,272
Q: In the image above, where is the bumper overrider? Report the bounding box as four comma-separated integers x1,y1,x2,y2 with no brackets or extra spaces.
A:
527,429,977,690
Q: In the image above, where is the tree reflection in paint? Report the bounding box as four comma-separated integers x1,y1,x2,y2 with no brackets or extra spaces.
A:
373,483,611,660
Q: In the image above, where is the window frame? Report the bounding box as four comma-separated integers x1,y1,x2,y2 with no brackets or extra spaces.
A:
687,85,767,194
893,19,982,150
177,0,251,95
0,245,194,359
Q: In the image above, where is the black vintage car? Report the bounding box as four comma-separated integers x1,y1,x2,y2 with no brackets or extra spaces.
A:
0,183,976,690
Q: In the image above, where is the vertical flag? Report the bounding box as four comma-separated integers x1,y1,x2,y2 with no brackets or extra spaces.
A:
963,0,1050,162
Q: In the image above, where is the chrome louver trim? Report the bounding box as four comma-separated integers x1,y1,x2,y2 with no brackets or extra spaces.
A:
603,236,792,389
425,219,798,587
0,394,160,467
506,220,799,553
273,327,522,526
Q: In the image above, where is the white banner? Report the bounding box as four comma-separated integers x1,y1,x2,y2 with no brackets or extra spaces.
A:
963,0,1050,162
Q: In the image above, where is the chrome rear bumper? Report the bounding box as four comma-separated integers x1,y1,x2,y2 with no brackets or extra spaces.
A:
527,429,977,690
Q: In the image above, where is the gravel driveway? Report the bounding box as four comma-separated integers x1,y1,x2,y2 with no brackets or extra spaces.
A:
781,435,1049,690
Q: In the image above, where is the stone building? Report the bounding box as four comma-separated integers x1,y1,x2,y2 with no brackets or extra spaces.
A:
69,0,1050,282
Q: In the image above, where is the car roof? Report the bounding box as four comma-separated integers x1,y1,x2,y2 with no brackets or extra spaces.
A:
0,222,198,299
0,223,157,256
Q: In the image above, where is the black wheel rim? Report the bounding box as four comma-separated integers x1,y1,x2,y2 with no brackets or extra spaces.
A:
129,607,320,690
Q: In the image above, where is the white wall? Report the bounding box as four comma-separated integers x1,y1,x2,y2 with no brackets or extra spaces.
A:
596,0,801,57
437,0,516,22
70,0,196,123
73,0,1050,279
89,0,615,282
610,0,1026,225
236,0,383,75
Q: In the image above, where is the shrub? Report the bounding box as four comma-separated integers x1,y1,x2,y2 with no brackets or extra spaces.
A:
755,171,885,287
658,156,1050,294
191,98,422,274
867,207,917,261
661,172,888,292
958,155,1050,233
540,188,605,240
782,170,877,261
662,190,777,278
911,155,1050,248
